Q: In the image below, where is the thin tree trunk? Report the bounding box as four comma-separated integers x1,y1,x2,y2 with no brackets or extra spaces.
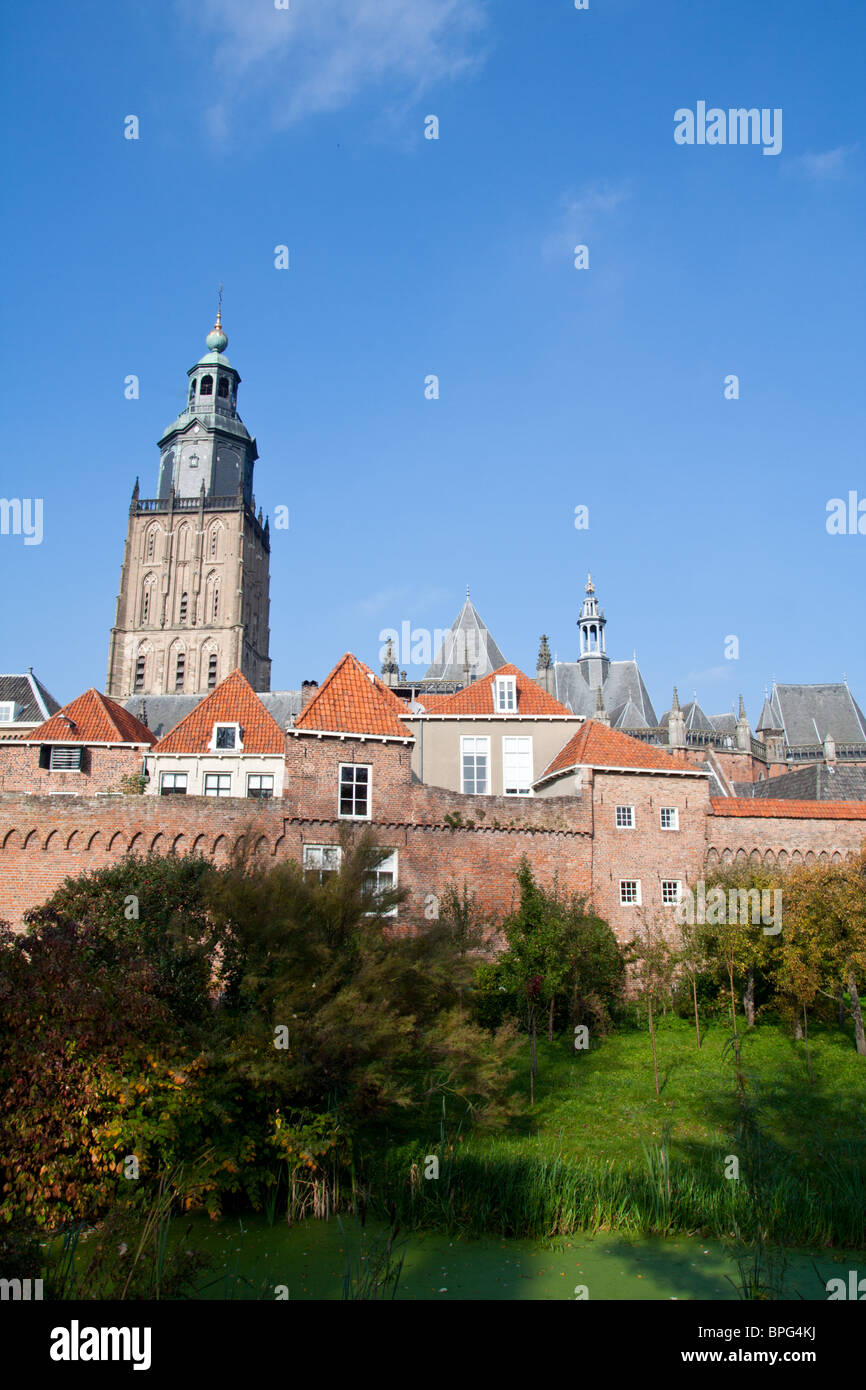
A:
848,970,866,1056
691,973,702,1049
793,1011,803,1040
728,959,738,1037
802,1006,814,1083
743,968,756,1028
837,983,846,1027
648,997,660,1098
548,994,555,1043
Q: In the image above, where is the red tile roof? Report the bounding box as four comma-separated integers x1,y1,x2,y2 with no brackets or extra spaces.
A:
294,654,414,740
153,670,285,754
538,718,696,782
27,689,156,746
711,797,866,821
422,665,571,716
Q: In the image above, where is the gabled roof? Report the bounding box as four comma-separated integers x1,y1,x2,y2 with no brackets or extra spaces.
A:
125,690,302,740
152,670,284,754
420,664,570,717
0,671,61,723
762,682,866,747
424,595,507,682
553,659,658,727
537,718,704,785
293,654,414,740
27,689,156,746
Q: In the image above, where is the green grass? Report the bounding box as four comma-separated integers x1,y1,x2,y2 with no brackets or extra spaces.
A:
472,1013,864,1166
368,1015,866,1247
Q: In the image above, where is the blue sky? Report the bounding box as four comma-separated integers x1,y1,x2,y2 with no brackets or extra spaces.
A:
1,0,864,720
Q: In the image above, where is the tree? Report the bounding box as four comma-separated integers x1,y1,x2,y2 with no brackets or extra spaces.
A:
783,854,866,1056
472,860,624,1103
627,917,677,1098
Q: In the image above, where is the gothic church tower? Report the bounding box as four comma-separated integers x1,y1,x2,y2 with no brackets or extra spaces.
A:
106,310,271,698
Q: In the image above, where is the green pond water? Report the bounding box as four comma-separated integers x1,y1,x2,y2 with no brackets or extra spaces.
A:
168,1215,858,1301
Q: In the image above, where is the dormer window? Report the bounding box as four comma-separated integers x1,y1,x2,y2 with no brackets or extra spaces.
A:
494,676,517,713
211,723,242,751
0,702,16,723
200,375,213,397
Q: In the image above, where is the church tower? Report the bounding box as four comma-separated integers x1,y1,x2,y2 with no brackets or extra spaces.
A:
106,308,271,699
577,573,610,689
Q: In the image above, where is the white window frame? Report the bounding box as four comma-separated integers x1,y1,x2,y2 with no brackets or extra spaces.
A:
339,763,371,819
615,805,635,829
493,675,517,713
303,844,342,881
461,736,490,795
247,773,274,799
619,879,641,906
502,735,533,796
0,702,15,723
661,880,682,906
363,849,398,918
160,772,188,796
211,722,242,752
203,772,232,797
660,806,679,831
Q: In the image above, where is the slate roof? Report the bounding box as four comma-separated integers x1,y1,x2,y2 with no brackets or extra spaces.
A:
420,664,571,717
125,690,302,739
152,670,285,754
424,596,507,682
763,683,866,747
733,764,866,802
0,671,61,723
711,797,866,821
294,654,414,740
27,689,156,745
536,718,702,785
552,659,658,728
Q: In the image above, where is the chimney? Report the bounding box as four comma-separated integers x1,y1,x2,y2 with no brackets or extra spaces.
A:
301,679,319,710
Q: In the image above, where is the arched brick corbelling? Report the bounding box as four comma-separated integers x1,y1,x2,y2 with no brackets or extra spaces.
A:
66,830,80,851
212,835,227,858
128,833,143,855
192,834,207,855
172,834,186,855
777,851,789,868
819,851,829,864
254,835,270,856
44,829,59,851
706,848,720,865
2,828,20,850
108,831,124,851
749,850,761,865
832,852,843,865
804,852,816,865
87,831,102,852
735,849,748,864
763,850,776,866
23,829,38,850
150,833,165,854
791,850,803,865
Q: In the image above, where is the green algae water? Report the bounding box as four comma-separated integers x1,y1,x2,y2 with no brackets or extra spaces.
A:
173,1215,856,1301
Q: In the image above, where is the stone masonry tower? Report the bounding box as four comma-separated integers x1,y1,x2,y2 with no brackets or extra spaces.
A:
106,308,271,699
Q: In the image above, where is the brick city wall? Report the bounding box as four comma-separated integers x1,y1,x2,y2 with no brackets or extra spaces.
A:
0,773,592,927
707,801,866,867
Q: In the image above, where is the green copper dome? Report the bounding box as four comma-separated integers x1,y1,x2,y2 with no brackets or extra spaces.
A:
206,311,228,353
